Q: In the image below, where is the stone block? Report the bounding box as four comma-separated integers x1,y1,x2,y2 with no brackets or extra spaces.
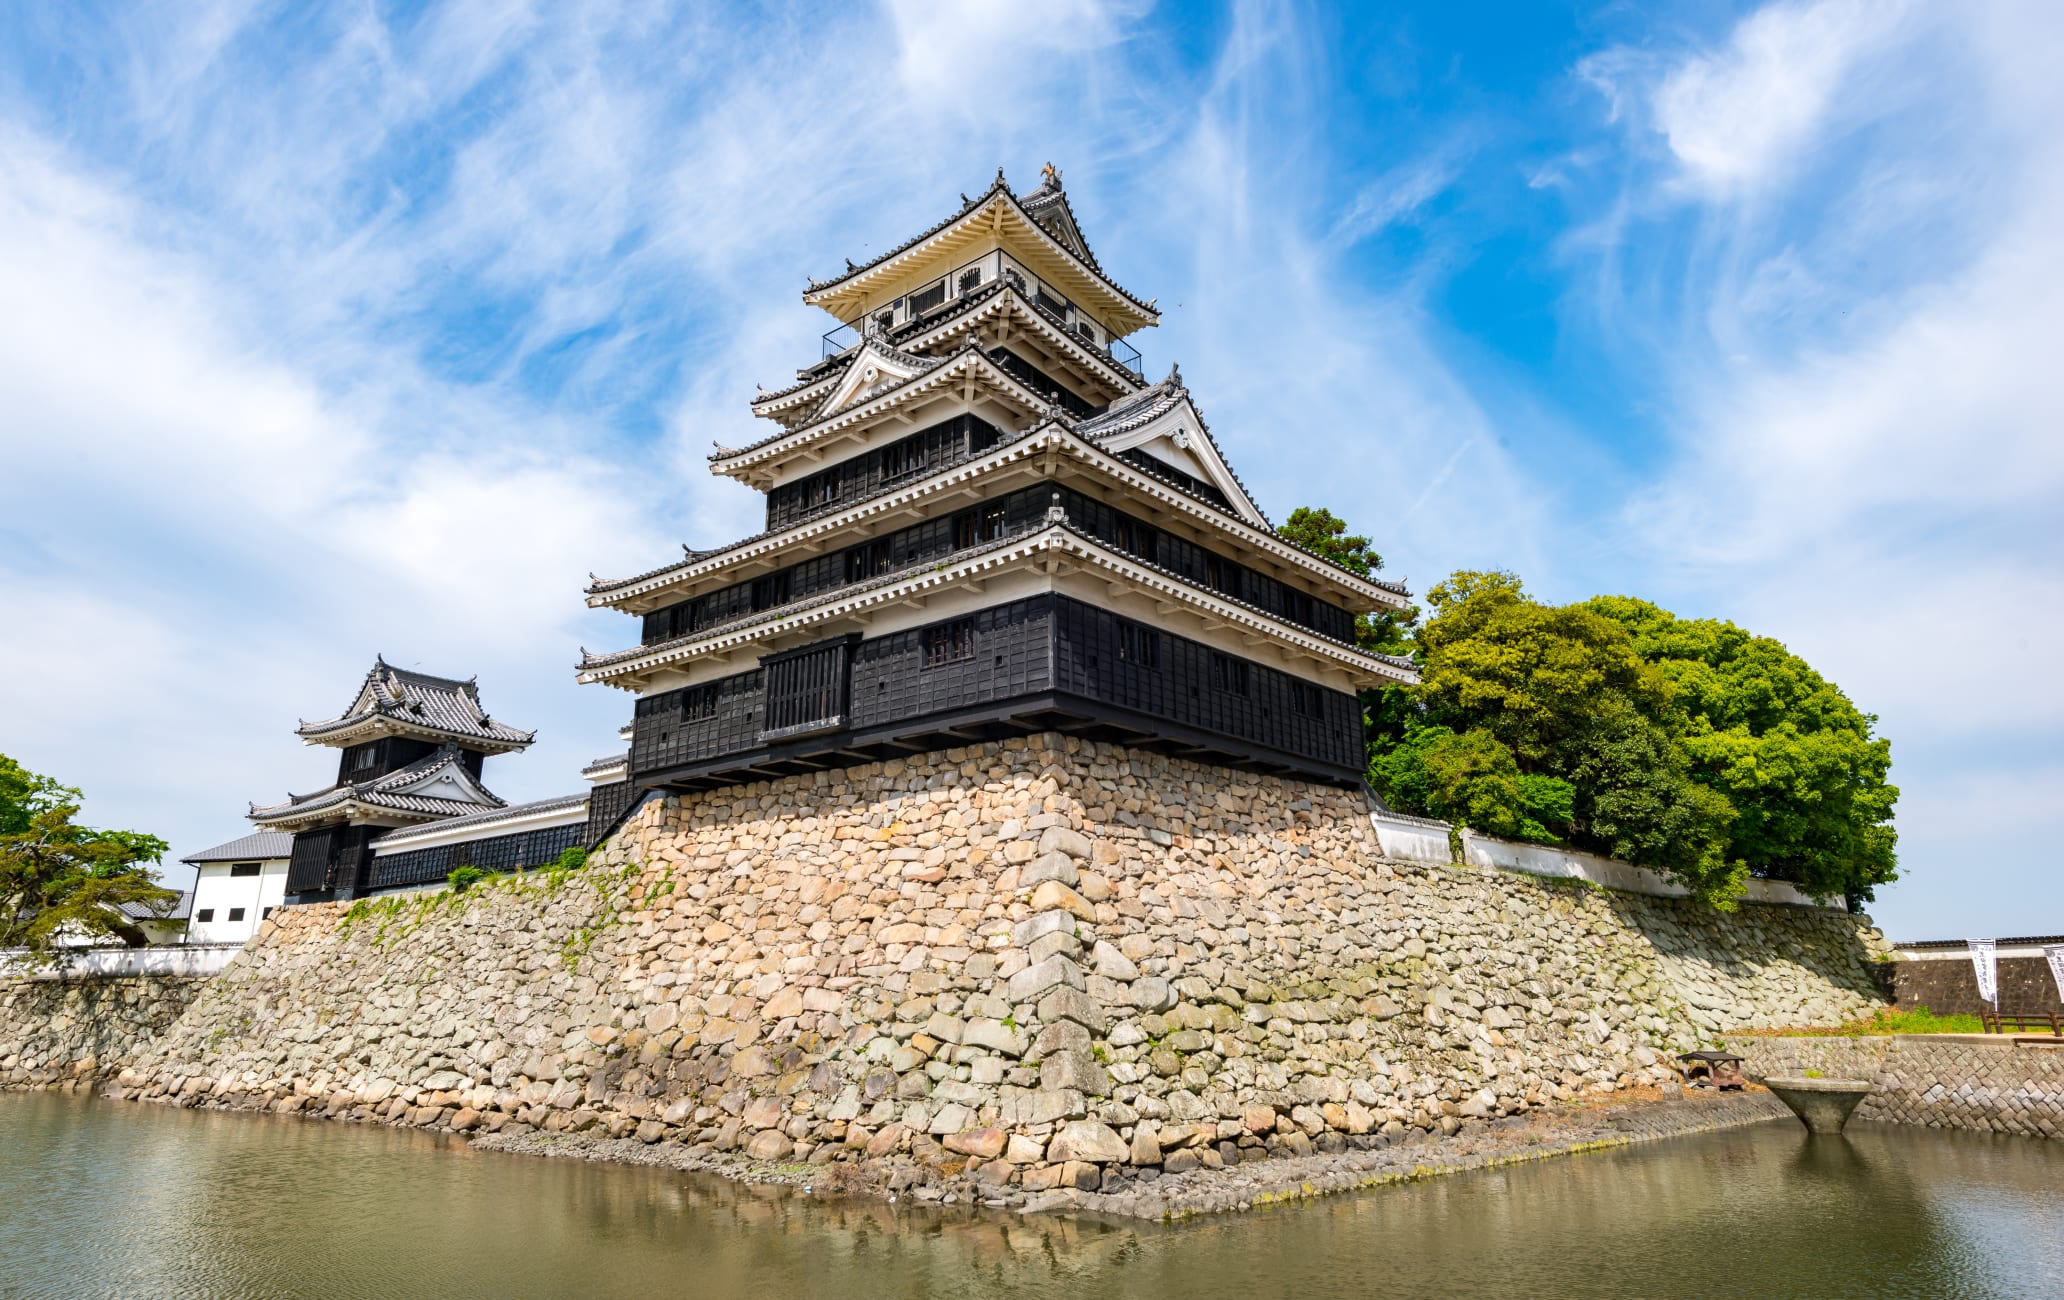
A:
742,1097,787,1130
1033,1020,1092,1057
961,1018,1029,1058
1090,940,1140,981
1028,930,1083,965
928,1102,971,1135
1129,1124,1163,1166
1047,1119,1128,1164
1131,977,1177,1013
1041,1049,1111,1097
1019,851,1080,889
1037,986,1108,1034
1011,910,1077,948
1005,1088,1087,1126
1005,1133,1046,1164
1161,1148,1201,1174
745,1131,793,1162
1007,956,1084,1002
862,1130,912,1163
1039,826,1094,861
944,1126,1007,1159
1029,880,1097,923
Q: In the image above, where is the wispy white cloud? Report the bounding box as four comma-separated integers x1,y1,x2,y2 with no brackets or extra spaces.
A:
1580,0,2064,935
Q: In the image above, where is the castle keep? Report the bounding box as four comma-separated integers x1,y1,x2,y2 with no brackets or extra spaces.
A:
580,166,1416,797
4,171,1907,1198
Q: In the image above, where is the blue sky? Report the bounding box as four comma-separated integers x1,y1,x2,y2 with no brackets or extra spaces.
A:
2,0,2058,941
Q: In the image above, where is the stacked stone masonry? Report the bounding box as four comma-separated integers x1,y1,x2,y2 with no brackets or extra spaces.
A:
1724,1035,2062,1140
0,975,208,1091
84,737,1889,1191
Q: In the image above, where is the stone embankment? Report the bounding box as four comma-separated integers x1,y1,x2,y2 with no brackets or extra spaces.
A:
1724,1034,2062,1140
477,1088,1792,1218
102,736,1887,1200
0,975,207,1091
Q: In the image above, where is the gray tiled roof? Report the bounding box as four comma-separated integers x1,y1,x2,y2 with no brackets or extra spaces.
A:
585,419,1051,597
583,519,1414,680
297,658,535,748
181,830,294,864
581,752,630,778
370,793,589,850
117,890,192,922
250,743,505,825
711,337,970,463
804,174,1157,321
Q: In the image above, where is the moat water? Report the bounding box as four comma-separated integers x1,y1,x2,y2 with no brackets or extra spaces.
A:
1,1092,2059,1299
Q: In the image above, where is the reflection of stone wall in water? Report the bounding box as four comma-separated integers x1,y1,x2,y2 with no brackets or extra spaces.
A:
0,976,208,1089
107,737,1886,1183
1724,1035,2062,1139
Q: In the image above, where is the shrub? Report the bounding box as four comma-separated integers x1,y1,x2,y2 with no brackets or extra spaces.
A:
556,846,589,872
447,866,487,892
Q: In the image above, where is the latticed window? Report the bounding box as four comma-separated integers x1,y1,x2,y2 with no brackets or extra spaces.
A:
953,503,1009,549
958,267,982,295
879,432,925,479
1211,652,1251,696
681,684,719,721
1292,681,1325,718
763,641,850,736
1117,622,1160,668
751,570,792,611
1114,517,1158,564
844,538,893,582
923,618,976,668
908,279,946,315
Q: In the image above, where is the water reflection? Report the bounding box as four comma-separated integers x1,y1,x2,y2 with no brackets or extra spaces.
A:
1,1093,2057,1299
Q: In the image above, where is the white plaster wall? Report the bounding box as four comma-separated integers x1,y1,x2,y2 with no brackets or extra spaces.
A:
188,860,289,944
2,944,244,979
1458,830,1843,910
1368,810,1454,865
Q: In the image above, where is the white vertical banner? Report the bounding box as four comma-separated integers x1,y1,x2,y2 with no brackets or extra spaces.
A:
2044,945,2064,1006
1967,939,1999,1007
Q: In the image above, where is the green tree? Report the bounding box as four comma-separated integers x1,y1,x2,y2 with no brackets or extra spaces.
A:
1278,505,1418,665
1371,725,1574,844
1278,506,1380,577
0,755,176,960
1363,568,1895,906
1414,570,1667,765
1582,597,1898,901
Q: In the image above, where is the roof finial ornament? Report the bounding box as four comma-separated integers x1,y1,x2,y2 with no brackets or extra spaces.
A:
1041,161,1060,186
845,258,857,271
1167,361,1183,388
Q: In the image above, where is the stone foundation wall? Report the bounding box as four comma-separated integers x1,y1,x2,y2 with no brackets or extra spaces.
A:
1,975,210,1091
115,736,1887,1192
1723,1034,2062,1139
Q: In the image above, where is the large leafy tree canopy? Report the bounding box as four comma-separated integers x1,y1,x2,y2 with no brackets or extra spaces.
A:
1282,539,1900,907
1,754,176,957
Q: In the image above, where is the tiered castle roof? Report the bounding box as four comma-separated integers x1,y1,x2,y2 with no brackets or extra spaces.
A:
249,742,506,830
296,658,535,753
578,166,1418,791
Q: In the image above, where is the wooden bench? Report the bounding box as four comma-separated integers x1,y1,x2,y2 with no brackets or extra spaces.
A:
1979,1011,2062,1038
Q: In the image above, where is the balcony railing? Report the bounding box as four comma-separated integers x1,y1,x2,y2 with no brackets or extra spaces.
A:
819,249,1145,382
